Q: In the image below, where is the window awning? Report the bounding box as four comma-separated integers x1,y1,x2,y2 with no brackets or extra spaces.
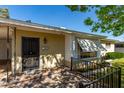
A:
77,39,106,52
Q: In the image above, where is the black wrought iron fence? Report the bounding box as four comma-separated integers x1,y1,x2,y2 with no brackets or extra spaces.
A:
71,57,121,88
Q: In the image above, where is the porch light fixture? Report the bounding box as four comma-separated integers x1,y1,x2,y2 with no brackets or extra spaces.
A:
43,37,47,44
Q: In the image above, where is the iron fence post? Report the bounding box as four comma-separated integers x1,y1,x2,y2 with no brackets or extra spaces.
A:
111,68,113,88
118,67,121,88
70,57,73,71
79,82,86,88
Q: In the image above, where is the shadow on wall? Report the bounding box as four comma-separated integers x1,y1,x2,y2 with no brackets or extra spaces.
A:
41,54,65,68
12,54,64,73
15,57,22,73
0,60,11,73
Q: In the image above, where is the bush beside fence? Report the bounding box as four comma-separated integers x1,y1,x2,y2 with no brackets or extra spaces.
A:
105,52,124,59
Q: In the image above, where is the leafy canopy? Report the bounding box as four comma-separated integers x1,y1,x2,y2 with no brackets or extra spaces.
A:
66,5,124,36
0,8,9,18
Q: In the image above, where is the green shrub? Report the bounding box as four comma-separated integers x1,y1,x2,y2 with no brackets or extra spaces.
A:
105,52,124,59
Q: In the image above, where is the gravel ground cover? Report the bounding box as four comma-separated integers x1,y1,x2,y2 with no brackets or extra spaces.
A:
0,67,89,88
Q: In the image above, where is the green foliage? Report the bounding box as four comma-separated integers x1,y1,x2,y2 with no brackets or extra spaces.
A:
112,58,124,87
105,52,124,59
66,5,79,11
66,5,124,36
0,8,9,18
84,17,93,25
66,5,89,12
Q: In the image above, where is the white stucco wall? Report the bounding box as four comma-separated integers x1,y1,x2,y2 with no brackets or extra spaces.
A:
65,34,74,62
65,34,71,62
115,48,124,53
65,34,78,62
101,43,115,56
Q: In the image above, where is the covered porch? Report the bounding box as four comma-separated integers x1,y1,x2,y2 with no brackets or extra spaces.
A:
0,25,67,74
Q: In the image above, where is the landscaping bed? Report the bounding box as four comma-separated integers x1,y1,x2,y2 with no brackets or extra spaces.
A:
0,67,89,88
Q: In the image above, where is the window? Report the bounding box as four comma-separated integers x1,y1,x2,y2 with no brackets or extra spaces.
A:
80,46,97,58
80,52,97,58
78,43,97,59
115,44,124,48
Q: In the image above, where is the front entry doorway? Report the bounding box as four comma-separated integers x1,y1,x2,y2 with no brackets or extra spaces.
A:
22,37,40,71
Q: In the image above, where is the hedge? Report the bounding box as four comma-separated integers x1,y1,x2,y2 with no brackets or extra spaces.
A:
105,52,124,59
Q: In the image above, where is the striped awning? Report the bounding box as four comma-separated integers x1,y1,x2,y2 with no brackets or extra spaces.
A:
77,39,106,52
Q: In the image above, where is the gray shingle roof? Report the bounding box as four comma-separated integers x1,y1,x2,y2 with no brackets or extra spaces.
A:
0,18,107,39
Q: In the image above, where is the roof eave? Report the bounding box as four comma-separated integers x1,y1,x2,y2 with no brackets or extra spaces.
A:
0,18,107,39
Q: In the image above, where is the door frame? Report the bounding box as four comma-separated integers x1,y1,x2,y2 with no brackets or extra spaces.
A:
21,36,40,71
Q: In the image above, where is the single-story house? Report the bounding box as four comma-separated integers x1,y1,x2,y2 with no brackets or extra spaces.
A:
0,18,108,74
100,39,116,56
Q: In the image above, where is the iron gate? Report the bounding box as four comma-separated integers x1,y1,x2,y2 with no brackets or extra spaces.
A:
22,37,39,71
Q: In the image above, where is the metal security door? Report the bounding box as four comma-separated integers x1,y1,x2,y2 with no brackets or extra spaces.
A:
22,37,39,71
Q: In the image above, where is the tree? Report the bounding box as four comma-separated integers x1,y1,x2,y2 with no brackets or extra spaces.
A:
0,8,9,18
66,5,124,36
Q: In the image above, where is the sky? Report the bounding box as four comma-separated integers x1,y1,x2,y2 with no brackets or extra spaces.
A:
0,5,124,41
